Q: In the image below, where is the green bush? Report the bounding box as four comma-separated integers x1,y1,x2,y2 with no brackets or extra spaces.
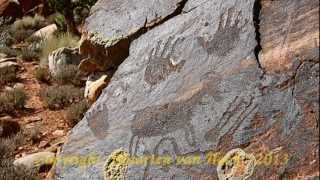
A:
40,33,79,66
34,67,50,83
53,65,83,86
0,88,27,114
0,66,17,85
66,100,89,127
40,85,83,109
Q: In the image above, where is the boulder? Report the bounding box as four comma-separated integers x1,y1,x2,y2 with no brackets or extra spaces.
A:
84,72,111,103
54,0,319,179
13,151,56,169
32,24,57,39
0,0,22,23
79,0,189,73
48,47,81,76
0,118,20,137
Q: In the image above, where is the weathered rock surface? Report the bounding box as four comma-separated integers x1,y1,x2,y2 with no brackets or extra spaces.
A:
48,47,81,76
55,0,319,179
259,0,319,72
79,0,188,73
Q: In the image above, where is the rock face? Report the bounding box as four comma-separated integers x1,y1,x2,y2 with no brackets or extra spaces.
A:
54,0,319,179
48,47,81,76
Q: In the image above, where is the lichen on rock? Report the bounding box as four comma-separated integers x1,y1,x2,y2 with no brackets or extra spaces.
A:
103,148,129,180
217,148,256,180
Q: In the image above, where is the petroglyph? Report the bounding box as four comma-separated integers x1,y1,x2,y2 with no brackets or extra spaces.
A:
217,148,256,180
144,36,186,86
86,104,110,139
198,7,248,57
204,95,257,147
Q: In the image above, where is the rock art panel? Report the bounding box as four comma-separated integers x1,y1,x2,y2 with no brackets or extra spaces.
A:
54,0,319,179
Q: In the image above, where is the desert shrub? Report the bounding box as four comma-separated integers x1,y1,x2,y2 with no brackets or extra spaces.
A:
40,85,83,109
34,67,51,83
0,66,17,85
10,15,47,43
0,159,41,180
66,100,89,127
40,33,79,66
25,36,43,44
29,127,41,144
11,15,46,32
19,48,39,61
0,88,27,114
0,46,19,57
53,65,83,86
11,29,34,43
0,132,25,159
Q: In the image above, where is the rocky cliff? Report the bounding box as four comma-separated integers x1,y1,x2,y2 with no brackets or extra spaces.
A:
54,0,319,179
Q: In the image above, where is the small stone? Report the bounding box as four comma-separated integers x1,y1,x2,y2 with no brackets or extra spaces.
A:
38,140,49,148
13,152,56,169
52,130,64,137
4,86,13,91
13,83,24,89
27,116,42,123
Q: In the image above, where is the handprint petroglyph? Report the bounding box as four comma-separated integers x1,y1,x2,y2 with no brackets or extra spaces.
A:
144,36,186,86
198,7,248,57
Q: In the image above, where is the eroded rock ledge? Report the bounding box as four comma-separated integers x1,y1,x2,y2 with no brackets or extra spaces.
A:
55,0,319,179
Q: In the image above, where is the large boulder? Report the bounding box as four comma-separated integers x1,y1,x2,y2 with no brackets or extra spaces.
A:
48,47,81,77
79,0,189,73
54,0,319,179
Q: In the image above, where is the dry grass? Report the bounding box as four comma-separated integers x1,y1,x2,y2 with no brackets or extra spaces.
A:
66,100,89,127
40,85,83,109
0,88,27,114
53,65,83,86
34,67,50,83
40,33,79,66
0,66,17,85
0,132,40,180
